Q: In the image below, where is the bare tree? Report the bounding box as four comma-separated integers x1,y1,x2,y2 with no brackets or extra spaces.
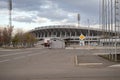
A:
2,26,13,47
0,28,3,46
12,29,36,48
23,33,36,47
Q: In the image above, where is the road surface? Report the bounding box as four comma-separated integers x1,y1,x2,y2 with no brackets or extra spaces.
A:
0,48,120,80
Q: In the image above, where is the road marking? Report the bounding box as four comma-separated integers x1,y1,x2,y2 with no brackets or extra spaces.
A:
93,53,110,55
109,64,120,68
0,51,47,63
27,53,43,56
0,51,32,57
78,63,103,66
27,54,37,56
13,56,26,60
0,48,22,51
13,52,46,60
0,59,10,63
74,55,78,65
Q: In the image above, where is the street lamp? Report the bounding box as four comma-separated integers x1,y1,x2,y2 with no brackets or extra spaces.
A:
77,13,80,27
87,19,90,46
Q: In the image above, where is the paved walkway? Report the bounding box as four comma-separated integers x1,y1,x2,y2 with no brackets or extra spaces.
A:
66,46,120,50
75,55,117,68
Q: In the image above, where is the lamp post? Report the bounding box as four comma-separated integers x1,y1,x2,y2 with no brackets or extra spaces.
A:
88,19,90,46
114,0,119,61
77,13,80,27
9,0,12,28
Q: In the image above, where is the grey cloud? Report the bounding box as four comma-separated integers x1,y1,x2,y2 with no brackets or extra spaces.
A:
52,0,99,24
0,0,9,9
0,0,99,25
37,9,68,21
13,0,42,11
13,16,36,23
0,0,46,11
0,0,99,15
53,0,99,15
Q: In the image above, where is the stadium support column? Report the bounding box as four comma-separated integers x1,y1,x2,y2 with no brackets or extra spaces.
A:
41,33,43,37
75,32,77,37
60,31,62,38
47,32,49,37
55,32,57,37
41,33,42,38
65,32,67,38
70,32,72,38
36,33,37,38
43,32,45,38
38,32,39,38
38,32,40,38
51,32,53,37
37,32,38,38
75,31,77,41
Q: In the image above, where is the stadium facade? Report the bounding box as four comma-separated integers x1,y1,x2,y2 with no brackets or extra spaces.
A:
30,25,115,46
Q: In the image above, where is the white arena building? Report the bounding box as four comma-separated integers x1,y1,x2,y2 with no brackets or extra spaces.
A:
30,25,116,47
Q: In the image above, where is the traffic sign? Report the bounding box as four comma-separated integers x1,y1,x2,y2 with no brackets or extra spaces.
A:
79,34,86,40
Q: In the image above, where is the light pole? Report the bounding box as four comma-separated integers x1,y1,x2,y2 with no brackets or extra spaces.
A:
77,13,80,27
9,0,12,28
87,19,90,46
114,0,119,61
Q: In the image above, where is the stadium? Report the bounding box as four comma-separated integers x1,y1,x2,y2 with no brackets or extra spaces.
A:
30,25,116,48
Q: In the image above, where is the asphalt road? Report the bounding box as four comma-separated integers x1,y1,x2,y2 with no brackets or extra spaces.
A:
0,48,120,80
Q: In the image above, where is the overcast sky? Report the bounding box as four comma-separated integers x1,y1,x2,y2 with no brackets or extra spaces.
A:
0,0,99,31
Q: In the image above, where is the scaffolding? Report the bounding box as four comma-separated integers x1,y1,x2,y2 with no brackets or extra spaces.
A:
100,0,120,61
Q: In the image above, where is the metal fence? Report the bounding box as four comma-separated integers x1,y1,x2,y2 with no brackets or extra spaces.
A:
100,0,120,61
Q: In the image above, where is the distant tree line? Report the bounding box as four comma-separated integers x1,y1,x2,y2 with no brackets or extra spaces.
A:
0,26,37,48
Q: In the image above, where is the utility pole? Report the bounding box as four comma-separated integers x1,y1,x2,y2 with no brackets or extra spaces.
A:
114,0,119,61
77,13,80,27
87,19,90,45
111,0,114,61
101,0,119,61
102,0,104,36
8,0,13,46
9,0,12,27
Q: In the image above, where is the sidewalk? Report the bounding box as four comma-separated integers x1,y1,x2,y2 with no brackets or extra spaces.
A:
0,46,44,51
66,46,120,49
0,48,21,51
75,55,116,68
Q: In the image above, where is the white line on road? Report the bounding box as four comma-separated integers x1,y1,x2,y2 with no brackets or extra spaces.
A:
0,53,42,63
0,59,10,63
109,64,120,68
27,53,43,56
13,56,26,60
78,63,103,66
0,51,47,63
93,53,110,55
0,51,32,57
13,52,46,60
0,49,20,51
